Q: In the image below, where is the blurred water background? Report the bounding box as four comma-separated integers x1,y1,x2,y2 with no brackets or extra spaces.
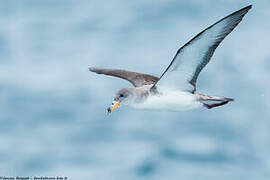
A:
0,0,269,179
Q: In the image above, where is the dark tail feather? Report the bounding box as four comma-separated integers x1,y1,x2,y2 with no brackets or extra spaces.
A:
203,101,229,109
197,93,234,109
222,97,234,102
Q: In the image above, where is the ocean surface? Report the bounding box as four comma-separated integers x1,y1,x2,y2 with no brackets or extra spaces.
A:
0,0,270,179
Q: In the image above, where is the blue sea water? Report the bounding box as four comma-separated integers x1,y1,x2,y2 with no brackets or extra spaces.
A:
0,0,270,179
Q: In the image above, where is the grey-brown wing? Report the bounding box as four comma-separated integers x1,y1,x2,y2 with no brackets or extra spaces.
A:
89,67,159,87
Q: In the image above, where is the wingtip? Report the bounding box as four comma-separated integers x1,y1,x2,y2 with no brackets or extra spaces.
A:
243,4,252,11
247,4,252,9
89,67,98,73
89,67,95,72
234,5,252,15
89,67,104,74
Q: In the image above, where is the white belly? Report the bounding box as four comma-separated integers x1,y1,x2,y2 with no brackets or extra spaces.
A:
131,90,202,111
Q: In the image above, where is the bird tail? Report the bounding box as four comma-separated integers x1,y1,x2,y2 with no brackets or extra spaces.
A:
197,93,234,109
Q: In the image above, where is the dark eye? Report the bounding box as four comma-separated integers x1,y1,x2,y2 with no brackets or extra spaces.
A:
120,94,124,97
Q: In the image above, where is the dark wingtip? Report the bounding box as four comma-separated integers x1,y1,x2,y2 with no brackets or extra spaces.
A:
89,67,102,74
89,67,95,72
233,5,252,17
241,5,252,13
240,5,252,11
246,5,252,9
231,5,252,18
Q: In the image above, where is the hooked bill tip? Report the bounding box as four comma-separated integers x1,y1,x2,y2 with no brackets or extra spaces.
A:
106,108,111,115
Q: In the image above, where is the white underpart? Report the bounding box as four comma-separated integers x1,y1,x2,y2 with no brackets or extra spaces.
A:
131,89,202,111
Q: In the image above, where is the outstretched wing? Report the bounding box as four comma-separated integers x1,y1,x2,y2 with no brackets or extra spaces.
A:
89,67,159,87
153,5,252,92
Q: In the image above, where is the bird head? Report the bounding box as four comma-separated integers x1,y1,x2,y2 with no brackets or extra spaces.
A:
106,88,134,114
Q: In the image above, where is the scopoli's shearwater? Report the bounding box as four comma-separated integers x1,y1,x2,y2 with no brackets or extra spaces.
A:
90,5,252,114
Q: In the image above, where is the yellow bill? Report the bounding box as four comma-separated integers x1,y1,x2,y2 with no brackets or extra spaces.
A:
106,100,120,115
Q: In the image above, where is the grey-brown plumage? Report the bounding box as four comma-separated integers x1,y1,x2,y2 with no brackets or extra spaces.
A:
89,68,159,87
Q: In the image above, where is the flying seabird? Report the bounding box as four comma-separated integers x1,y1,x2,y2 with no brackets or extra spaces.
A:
89,5,252,114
